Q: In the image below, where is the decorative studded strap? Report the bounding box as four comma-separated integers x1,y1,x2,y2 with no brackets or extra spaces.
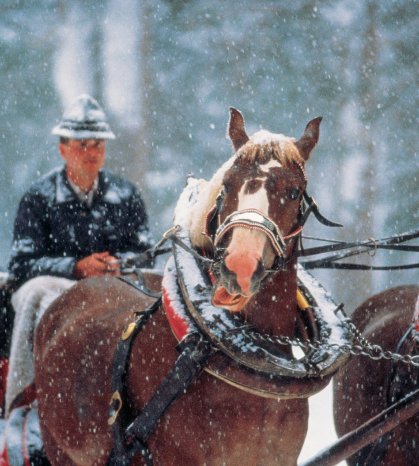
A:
214,209,287,256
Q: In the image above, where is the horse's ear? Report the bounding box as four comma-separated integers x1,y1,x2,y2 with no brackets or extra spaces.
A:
295,116,322,160
227,107,249,151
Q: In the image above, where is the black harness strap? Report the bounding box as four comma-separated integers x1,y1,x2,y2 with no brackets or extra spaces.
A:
106,295,213,466
299,191,343,228
124,334,212,443
107,297,161,466
302,260,419,271
299,228,419,271
298,228,419,258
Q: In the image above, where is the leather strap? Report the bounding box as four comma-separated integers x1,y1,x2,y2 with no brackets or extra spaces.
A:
125,334,212,443
300,191,343,228
106,303,213,466
106,298,160,466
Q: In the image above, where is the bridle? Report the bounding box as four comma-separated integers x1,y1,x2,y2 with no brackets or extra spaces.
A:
214,208,302,259
204,161,341,274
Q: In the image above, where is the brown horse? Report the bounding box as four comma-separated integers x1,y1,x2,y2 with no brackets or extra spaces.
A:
34,109,342,466
333,284,419,465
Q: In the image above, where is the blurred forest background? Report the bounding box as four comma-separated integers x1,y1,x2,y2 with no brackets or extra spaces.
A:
0,0,417,313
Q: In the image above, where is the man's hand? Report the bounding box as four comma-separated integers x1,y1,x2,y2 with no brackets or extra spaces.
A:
73,252,121,279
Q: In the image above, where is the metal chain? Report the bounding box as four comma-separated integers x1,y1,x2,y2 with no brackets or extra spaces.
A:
247,317,419,368
150,229,419,368
345,319,419,366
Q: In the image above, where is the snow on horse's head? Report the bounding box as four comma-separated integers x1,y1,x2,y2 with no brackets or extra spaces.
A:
189,108,321,311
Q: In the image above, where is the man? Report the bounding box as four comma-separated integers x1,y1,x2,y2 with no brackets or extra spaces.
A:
4,94,154,415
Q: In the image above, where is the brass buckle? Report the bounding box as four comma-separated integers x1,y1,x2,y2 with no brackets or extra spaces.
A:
163,225,181,240
121,322,136,340
108,391,123,426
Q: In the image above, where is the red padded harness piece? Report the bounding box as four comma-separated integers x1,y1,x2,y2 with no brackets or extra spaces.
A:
162,287,189,341
413,295,419,333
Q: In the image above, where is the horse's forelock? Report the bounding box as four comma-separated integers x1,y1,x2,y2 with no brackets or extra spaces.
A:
236,135,304,168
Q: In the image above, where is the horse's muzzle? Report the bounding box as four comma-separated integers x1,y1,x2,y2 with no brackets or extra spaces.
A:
219,256,266,296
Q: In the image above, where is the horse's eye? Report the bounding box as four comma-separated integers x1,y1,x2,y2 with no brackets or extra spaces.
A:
288,188,300,200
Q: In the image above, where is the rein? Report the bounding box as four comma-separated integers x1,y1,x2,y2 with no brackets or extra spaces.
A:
130,226,419,276
117,271,162,298
299,228,419,271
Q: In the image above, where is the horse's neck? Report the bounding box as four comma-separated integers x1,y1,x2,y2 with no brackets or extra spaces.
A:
244,260,298,337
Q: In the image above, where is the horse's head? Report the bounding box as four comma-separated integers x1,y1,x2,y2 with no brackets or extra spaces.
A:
208,108,321,311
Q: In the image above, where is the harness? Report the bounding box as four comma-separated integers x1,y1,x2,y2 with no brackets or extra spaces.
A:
106,294,159,466
105,176,351,465
106,295,212,466
358,317,419,465
214,208,294,258
106,273,347,466
100,159,419,465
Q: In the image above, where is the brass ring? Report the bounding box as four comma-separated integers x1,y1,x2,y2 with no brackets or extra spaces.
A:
108,391,123,426
368,237,377,257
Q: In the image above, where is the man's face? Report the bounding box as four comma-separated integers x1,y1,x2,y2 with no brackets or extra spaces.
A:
59,139,106,179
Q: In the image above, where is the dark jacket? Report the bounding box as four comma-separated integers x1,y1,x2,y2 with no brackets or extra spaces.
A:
9,167,154,285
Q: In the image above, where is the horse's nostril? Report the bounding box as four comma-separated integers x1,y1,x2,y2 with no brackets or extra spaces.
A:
220,253,267,297
255,259,266,279
219,261,242,295
247,260,266,294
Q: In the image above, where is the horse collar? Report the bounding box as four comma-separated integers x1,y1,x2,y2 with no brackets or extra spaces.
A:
167,177,352,387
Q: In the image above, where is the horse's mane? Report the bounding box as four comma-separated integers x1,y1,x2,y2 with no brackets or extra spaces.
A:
189,131,304,250
188,156,235,250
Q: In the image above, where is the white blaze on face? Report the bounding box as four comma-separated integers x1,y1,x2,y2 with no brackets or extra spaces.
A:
237,178,268,212
232,158,282,248
236,158,282,213
225,157,282,296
